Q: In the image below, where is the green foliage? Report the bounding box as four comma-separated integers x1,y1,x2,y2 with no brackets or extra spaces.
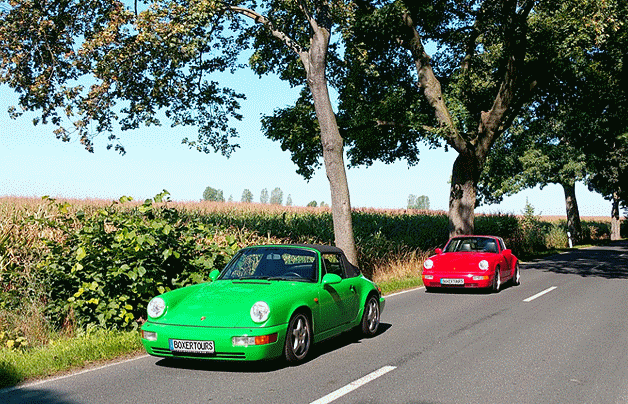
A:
517,200,549,253
307,201,318,207
0,0,245,155
545,223,569,249
35,192,237,330
202,186,225,202
475,214,520,240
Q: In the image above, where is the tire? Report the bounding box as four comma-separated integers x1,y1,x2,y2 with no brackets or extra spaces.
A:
492,266,501,293
284,312,312,363
360,295,381,337
512,263,521,286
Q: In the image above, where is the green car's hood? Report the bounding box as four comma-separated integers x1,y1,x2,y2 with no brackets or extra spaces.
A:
158,279,313,328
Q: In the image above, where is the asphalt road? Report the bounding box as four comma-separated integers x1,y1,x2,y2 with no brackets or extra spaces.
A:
3,241,628,404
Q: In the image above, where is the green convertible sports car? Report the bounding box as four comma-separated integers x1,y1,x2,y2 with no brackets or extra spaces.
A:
140,244,385,363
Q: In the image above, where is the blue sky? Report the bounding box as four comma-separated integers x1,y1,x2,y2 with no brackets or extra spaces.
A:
0,68,611,217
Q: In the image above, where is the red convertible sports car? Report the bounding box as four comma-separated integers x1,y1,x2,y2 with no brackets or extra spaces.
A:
422,235,520,292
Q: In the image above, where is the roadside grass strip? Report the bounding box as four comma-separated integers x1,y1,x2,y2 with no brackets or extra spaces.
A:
0,329,143,389
523,286,558,302
310,366,397,404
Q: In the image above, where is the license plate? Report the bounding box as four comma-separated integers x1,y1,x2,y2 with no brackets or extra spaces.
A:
169,339,215,354
441,278,464,285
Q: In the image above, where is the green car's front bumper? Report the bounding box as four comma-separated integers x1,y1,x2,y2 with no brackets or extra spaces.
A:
141,321,288,361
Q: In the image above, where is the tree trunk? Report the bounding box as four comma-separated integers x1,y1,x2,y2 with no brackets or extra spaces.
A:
611,192,621,241
304,27,358,266
562,181,582,243
229,7,358,265
449,153,479,237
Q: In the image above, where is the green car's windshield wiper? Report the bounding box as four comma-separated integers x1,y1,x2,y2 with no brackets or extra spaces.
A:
232,275,270,281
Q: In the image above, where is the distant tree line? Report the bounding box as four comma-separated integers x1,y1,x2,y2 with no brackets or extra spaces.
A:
203,186,300,206
408,195,430,210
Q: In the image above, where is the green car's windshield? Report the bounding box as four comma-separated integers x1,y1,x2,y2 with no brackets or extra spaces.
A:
219,247,318,282
444,237,499,253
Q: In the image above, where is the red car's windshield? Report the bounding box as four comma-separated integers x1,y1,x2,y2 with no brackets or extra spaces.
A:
444,237,499,253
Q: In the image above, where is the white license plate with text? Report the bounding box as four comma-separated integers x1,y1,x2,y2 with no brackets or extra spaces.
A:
441,278,464,285
169,339,215,354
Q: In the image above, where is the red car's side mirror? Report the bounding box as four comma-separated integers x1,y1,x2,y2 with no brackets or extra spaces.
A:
503,249,512,255
435,248,443,254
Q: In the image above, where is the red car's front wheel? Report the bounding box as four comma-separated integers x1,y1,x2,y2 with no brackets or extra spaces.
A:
492,267,501,293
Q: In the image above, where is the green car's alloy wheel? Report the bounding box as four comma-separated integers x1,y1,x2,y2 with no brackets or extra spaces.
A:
361,295,380,337
285,312,312,363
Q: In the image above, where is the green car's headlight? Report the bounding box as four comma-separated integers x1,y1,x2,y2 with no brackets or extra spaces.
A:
250,301,270,323
147,297,166,318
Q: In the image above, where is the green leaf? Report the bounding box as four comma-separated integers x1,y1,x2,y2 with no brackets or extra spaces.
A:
76,247,87,261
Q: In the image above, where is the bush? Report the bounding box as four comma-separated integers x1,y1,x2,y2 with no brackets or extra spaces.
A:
35,192,238,330
545,223,569,249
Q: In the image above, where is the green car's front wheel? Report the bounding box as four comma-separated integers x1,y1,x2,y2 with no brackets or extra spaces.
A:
284,312,312,363
360,295,380,337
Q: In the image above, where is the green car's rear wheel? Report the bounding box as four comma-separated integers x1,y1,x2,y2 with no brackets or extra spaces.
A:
284,312,312,363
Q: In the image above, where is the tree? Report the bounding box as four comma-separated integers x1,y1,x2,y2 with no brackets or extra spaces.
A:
241,189,254,203
307,201,318,207
286,194,293,206
0,0,360,265
478,118,587,242
202,186,224,202
570,2,628,240
336,0,619,237
408,194,430,210
0,0,244,155
230,1,359,264
260,188,269,204
270,187,283,205
263,0,544,237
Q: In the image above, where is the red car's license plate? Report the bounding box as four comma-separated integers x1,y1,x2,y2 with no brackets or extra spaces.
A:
169,339,215,354
441,278,464,285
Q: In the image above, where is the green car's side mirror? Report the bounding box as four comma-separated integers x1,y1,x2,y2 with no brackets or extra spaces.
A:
209,270,220,282
322,273,342,285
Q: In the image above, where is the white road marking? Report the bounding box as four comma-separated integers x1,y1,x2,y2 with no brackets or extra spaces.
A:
523,286,557,302
385,286,424,298
310,366,397,404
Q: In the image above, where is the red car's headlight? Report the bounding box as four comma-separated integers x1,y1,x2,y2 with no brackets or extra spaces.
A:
423,259,434,270
479,260,489,270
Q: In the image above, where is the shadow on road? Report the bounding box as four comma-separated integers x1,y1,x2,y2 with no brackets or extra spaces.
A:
154,322,392,373
526,240,628,280
0,387,80,404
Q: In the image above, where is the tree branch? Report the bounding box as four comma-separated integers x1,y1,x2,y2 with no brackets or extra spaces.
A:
399,10,466,153
226,5,305,57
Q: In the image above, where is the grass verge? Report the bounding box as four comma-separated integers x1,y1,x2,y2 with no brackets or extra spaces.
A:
379,276,423,295
0,329,143,389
